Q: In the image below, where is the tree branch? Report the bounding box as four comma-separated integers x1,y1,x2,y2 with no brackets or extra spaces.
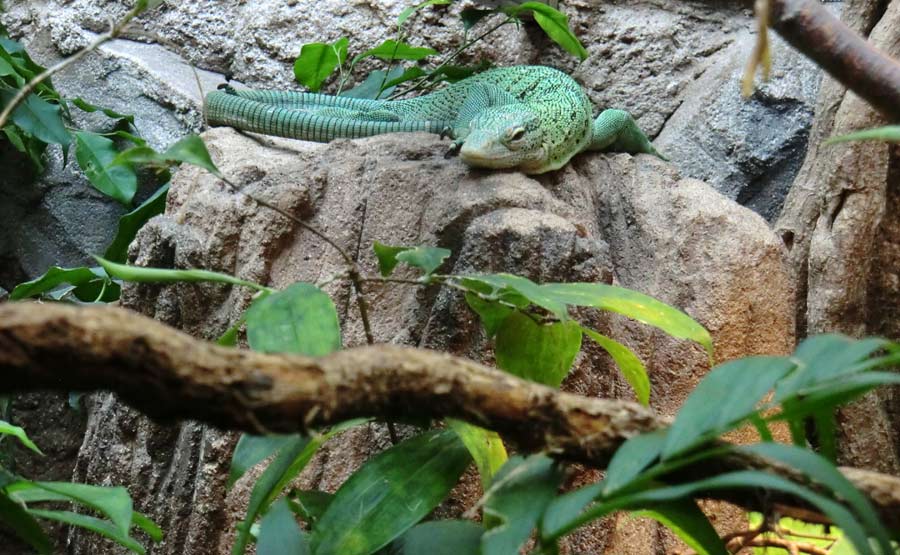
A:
1,302,898,528
770,0,900,120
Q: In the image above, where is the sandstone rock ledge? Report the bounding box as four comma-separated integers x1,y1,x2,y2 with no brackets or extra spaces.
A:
70,129,794,555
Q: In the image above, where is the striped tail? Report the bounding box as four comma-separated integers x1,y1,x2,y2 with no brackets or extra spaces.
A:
205,90,449,142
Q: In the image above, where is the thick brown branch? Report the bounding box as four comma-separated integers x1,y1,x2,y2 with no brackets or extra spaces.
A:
770,0,900,120
1,303,898,528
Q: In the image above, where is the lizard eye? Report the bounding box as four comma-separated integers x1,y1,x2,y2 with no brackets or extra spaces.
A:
508,127,526,141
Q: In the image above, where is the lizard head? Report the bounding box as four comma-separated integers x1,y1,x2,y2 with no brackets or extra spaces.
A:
458,108,546,172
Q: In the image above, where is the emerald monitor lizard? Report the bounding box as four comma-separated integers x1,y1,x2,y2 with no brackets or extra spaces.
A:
205,65,665,174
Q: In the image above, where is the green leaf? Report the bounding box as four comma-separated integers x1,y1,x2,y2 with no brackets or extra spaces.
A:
775,334,888,402
602,429,667,496
0,419,42,454
245,282,342,356
773,372,900,422
0,492,52,554
384,66,428,89
464,274,569,320
256,498,308,555
540,481,604,541
447,419,507,489
632,500,727,555
354,40,438,64
825,125,900,145
738,443,893,555
0,85,71,147
333,37,350,65
481,455,562,555
494,311,582,387
464,293,514,337
104,183,169,263
539,282,712,355
310,429,471,555
113,135,220,177
460,8,494,31
228,434,296,489
294,42,341,92
583,328,649,405
96,257,269,292
13,481,133,536
131,511,163,543
342,67,406,99
661,356,796,459
397,0,451,27
372,242,451,277
28,509,145,554
232,420,363,555
506,2,588,60
288,490,332,525
396,246,451,276
389,520,483,555
75,131,138,205
10,266,106,300
70,98,135,124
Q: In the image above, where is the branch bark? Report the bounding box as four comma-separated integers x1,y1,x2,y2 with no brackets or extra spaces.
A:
770,0,900,121
1,302,898,528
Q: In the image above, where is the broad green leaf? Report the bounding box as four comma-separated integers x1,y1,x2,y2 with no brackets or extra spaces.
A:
0,86,71,147
10,266,106,300
294,42,341,92
775,334,887,402
232,420,363,555
28,509,145,554
228,434,295,488
245,282,342,356
0,493,52,554
384,66,428,89
396,246,451,276
389,520,483,555
373,242,451,277
397,0,451,26
464,293,514,337
104,183,169,263
661,356,795,459
773,372,900,422
69,98,135,124
540,481,604,540
288,490,332,525
75,131,138,205
825,125,900,145
131,511,163,542
738,443,893,555
12,481,133,536
373,242,411,277
540,282,712,355
507,2,588,60
354,40,438,64
257,498,308,555
481,455,562,555
494,311,582,387
333,37,349,65
0,419,42,454
310,429,471,555
602,429,667,496
632,500,727,555
342,67,406,99
583,328,649,405
96,257,269,292
448,419,507,489
113,135,220,177
468,274,569,320
460,8,494,31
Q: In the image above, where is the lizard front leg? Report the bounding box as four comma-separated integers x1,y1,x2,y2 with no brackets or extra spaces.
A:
589,109,667,161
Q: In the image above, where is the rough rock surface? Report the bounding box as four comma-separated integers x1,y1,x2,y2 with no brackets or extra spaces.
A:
59,127,794,554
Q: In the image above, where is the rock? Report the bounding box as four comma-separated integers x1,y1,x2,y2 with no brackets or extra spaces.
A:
67,128,793,554
655,31,824,222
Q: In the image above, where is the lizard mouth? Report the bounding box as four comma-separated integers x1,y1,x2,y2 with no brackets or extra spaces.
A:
458,143,512,168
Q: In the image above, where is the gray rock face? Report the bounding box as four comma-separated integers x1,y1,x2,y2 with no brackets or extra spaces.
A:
67,128,793,554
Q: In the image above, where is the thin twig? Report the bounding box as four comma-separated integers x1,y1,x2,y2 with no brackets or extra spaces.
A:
0,2,147,129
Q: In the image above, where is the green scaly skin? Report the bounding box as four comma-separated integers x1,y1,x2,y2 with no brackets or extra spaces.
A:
205,65,665,174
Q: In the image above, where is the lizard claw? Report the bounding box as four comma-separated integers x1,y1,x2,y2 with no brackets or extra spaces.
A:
444,141,462,159
217,83,238,95
439,126,454,140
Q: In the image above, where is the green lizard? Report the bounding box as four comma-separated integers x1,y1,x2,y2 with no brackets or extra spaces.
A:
205,65,665,174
